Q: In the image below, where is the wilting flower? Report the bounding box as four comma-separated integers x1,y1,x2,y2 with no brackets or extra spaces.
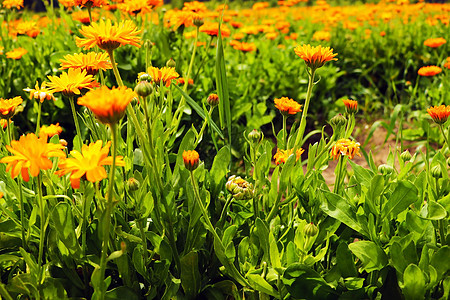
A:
226,175,254,200
427,105,450,124
23,82,55,103
0,96,23,119
200,22,231,37
76,19,142,51
78,86,136,125
418,66,442,77
330,138,361,160
47,69,96,97
274,148,305,164
342,99,358,114
423,37,446,48
147,66,180,87
5,48,27,59
60,52,112,76
0,133,65,182
274,97,302,115
2,0,23,9
294,44,338,69
56,140,125,189
183,150,199,171
40,123,63,138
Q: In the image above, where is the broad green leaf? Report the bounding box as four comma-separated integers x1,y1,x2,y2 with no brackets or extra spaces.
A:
419,200,447,220
210,146,230,192
381,181,417,219
430,246,450,281
348,160,374,188
336,243,357,278
269,232,281,270
51,202,82,258
180,251,201,299
247,274,279,298
366,175,384,215
105,286,139,300
401,264,426,300
348,241,388,273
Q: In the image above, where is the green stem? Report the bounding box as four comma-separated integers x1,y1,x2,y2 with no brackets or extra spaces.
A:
18,178,26,250
35,101,42,134
107,50,124,87
37,174,45,268
138,219,149,265
334,156,347,194
0,283,13,300
282,114,287,150
193,107,214,148
439,125,449,151
294,69,316,150
69,96,82,140
6,118,12,144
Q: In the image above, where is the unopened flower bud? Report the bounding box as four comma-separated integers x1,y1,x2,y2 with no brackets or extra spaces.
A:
59,139,68,147
431,165,442,178
193,16,204,27
207,93,220,107
135,80,153,97
400,150,412,162
304,222,319,237
127,177,140,191
166,58,176,68
378,164,394,175
330,113,346,128
183,150,199,171
139,73,151,82
248,129,262,144
226,175,254,200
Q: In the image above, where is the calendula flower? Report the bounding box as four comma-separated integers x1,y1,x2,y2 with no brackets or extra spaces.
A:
330,138,361,160
56,140,125,189
60,52,112,76
15,21,40,38
118,0,151,15
2,0,23,9
0,96,23,119
294,44,338,69
427,105,450,124
274,148,305,164
74,0,108,8
177,77,194,85
40,123,63,138
418,66,442,77
274,97,302,115
147,66,180,87
312,31,331,42
200,22,231,37
0,119,10,129
342,99,358,114
5,48,27,59
183,1,207,14
444,57,450,70
77,86,136,125
0,133,65,182
23,82,55,103
47,69,96,97
423,37,446,48
76,19,142,51
183,150,199,171
72,10,99,24
232,42,257,52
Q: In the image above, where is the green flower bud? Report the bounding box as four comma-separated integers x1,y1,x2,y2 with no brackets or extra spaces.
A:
248,129,262,144
193,16,204,27
134,80,153,98
303,222,319,237
226,175,254,200
378,164,394,175
330,113,347,128
431,165,442,178
400,150,412,162
166,58,176,68
139,73,151,82
127,177,140,192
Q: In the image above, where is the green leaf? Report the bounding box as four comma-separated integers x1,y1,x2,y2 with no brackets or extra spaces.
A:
381,181,417,219
247,274,279,298
180,251,201,299
365,175,384,215
430,246,450,281
105,286,139,300
336,243,357,278
348,241,388,273
50,202,82,258
269,232,281,270
401,264,426,300
419,200,447,220
348,160,374,188
210,146,230,192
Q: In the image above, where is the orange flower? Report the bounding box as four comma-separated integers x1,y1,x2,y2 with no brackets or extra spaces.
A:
423,37,446,48
232,42,257,52
418,66,442,77
427,105,450,124
177,77,194,85
342,99,358,114
5,48,27,59
183,1,207,14
200,23,231,37
147,66,180,87
0,96,23,119
0,133,65,182
274,148,305,164
312,31,331,42
294,44,338,69
77,86,136,125
60,52,112,76
118,0,152,15
40,123,63,138
2,0,23,9
330,138,361,160
0,119,11,129
56,140,125,189
444,57,450,70
47,69,96,97
72,10,99,24
23,82,55,103
274,97,302,115
76,19,142,51
183,150,199,171
74,0,108,7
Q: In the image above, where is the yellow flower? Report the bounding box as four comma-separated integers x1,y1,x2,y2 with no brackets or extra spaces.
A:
147,66,180,87
74,0,108,7
60,52,113,76
2,0,23,9
23,82,55,103
5,48,27,59
47,69,96,97
418,66,442,77
274,97,302,115
330,139,361,160
0,133,65,182
40,123,63,138
0,96,23,119
56,140,125,189
77,86,136,125
76,19,142,51
294,44,338,69
274,148,305,164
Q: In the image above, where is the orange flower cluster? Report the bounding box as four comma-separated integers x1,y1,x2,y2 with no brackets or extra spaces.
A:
274,148,305,164
417,66,442,77
60,52,112,76
0,96,23,119
274,97,302,115
146,66,180,87
342,99,358,114
2,0,23,9
423,37,446,48
330,138,361,160
294,44,338,69
183,150,200,171
427,105,450,125
200,23,231,37
74,0,108,8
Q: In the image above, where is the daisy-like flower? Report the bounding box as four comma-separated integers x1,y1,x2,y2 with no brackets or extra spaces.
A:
47,69,96,97
183,150,199,171
232,42,257,52
418,66,442,77
0,96,23,119
60,52,112,76
77,86,136,125
444,57,450,70
294,44,338,70
23,82,55,103
200,22,231,37
427,105,450,124
147,66,180,87
56,140,125,189
0,119,11,129
40,123,63,138
342,99,358,114
76,19,142,52
15,21,40,38
2,0,23,9
330,138,361,160
274,148,305,164
72,10,99,25
0,133,65,182
74,0,108,8
423,37,446,48
118,0,151,15
312,31,331,42
274,97,302,115
5,48,27,59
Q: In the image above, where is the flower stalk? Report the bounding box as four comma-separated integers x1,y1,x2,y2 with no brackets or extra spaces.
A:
294,69,316,149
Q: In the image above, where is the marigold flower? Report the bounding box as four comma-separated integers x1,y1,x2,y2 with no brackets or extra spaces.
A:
183,150,199,171
47,69,96,97
427,105,450,125
232,42,257,52
23,82,55,103
418,66,442,77
342,99,358,114
274,97,302,115
60,52,113,76
2,0,23,9
56,140,125,189
330,138,361,160
294,44,338,69
5,48,27,59
444,57,450,70
72,10,99,25
200,23,231,37
177,77,194,85
118,0,152,15
40,123,63,138
423,37,446,48
0,133,65,182
76,19,142,51
183,1,207,14
207,94,219,107
274,148,305,164
74,0,108,8
147,66,180,87
312,31,331,42
15,21,40,38
77,86,136,125
0,119,10,129
0,96,23,119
